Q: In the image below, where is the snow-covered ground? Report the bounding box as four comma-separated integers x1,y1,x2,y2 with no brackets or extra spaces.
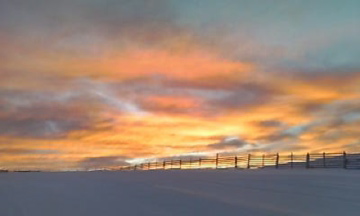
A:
0,169,359,216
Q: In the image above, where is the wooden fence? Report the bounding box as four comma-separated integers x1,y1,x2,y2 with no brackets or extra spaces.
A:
119,152,360,171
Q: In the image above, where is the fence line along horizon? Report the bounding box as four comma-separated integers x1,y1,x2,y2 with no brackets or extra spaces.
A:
119,152,360,171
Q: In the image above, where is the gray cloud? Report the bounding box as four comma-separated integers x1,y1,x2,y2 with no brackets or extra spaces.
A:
0,77,157,139
255,99,360,152
79,156,129,169
207,136,251,150
256,120,284,128
257,142,307,152
0,0,179,53
207,83,277,111
103,76,278,115
0,88,94,138
0,148,60,155
0,116,89,139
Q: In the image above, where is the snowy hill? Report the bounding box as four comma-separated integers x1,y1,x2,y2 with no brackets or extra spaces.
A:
0,170,359,216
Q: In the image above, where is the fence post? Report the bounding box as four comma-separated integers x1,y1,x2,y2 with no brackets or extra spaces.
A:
247,154,251,169
179,159,182,169
189,157,192,169
235,156,238,169
291,153,294,169
276,153,279,169
215,153,219,169
343,151,347,169
199,158,202,168
163,161,166,170
170,160,173,169
262,154,265,167
323,152,326,168
148,162,151,170
306,153,310,168
134,165,137,171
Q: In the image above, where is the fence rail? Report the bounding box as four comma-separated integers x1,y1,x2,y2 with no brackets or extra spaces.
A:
119,152,360,171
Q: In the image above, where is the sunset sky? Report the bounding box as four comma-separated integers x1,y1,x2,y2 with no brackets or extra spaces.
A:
0,0,359,170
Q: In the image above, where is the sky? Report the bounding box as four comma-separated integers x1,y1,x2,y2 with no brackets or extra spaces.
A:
0,0,359,170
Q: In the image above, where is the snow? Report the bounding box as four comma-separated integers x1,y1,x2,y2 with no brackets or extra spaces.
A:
0,169,359,216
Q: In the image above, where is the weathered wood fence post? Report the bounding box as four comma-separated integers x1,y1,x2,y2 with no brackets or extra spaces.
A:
343,151,347,169
262,154,265,167
275,153,279,169
306,153,310,169
215,153,219,169
290,152,294,169
247,154,251,169
199,158,202,168
323,152,326,168
171,160,173,169
235,156,238,169
179,159,182,169
163,161,166,170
